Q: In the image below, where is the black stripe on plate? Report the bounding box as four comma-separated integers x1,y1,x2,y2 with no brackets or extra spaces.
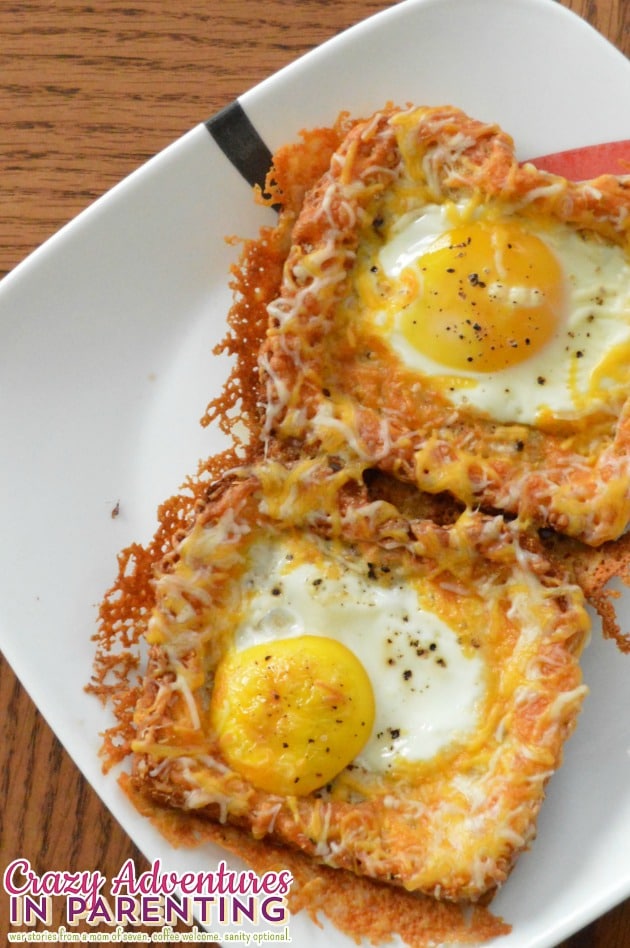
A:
205,101,273,192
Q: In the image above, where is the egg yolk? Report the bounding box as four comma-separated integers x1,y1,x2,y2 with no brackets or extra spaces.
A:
210,635,375,796
398,220,566,372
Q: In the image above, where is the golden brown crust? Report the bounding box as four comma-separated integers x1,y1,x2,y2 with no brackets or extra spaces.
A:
122,776,512,948
540,527,630,653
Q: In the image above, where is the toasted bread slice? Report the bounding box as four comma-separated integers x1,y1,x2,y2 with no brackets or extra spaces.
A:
130,457,589,901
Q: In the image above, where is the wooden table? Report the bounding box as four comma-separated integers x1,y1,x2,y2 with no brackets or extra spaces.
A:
0,1,628,945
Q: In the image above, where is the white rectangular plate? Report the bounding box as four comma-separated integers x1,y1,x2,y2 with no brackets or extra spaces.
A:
2,0,630,945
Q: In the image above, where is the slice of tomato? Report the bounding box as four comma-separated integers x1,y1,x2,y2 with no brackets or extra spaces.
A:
526,140,630,179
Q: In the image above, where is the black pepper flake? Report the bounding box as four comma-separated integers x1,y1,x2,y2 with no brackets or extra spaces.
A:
271,586,281,596
537,376,547,385
367,562,377,580
389,728,401,739
403,669,412,680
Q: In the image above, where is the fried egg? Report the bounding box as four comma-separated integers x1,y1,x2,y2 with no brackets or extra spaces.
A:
210,531,486,796
365,200,630,425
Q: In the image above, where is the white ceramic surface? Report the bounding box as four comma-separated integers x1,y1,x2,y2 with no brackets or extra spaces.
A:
2,0,630,945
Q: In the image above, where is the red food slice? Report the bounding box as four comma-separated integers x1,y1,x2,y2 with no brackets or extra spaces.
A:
526,140,630,179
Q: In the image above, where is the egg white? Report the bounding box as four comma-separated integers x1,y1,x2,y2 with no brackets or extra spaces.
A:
232,534,486,773
375,202,630,425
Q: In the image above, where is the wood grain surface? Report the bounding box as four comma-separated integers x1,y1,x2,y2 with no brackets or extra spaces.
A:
1,1,629,946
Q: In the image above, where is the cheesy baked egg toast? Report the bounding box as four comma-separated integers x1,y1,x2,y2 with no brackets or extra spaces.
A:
260,105,630,546
130,456,590,902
